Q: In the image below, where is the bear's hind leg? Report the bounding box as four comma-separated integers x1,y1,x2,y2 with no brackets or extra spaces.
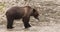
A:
7,16,14,29
22,17,31,28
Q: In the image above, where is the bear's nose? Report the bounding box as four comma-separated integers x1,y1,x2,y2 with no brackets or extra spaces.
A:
36,17,39,20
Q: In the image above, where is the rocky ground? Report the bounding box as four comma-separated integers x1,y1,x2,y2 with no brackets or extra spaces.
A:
0,20,60,32
0,0,60,32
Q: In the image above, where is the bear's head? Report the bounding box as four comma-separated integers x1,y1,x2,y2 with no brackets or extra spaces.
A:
31,9,39,20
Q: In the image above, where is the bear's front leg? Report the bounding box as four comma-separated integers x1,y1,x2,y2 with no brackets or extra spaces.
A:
7,16,14,29
22,16,31,28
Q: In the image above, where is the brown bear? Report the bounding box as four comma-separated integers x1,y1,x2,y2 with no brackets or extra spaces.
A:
6,6,39,29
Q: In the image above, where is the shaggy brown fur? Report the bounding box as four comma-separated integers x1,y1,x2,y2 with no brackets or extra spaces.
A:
6,6,39,29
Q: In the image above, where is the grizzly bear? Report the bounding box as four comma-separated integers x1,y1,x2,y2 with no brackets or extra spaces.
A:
6,6,39,29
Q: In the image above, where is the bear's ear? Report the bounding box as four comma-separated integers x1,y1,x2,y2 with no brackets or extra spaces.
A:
33,9,36,13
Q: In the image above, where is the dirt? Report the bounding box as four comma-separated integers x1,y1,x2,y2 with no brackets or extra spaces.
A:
0,21,60,32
